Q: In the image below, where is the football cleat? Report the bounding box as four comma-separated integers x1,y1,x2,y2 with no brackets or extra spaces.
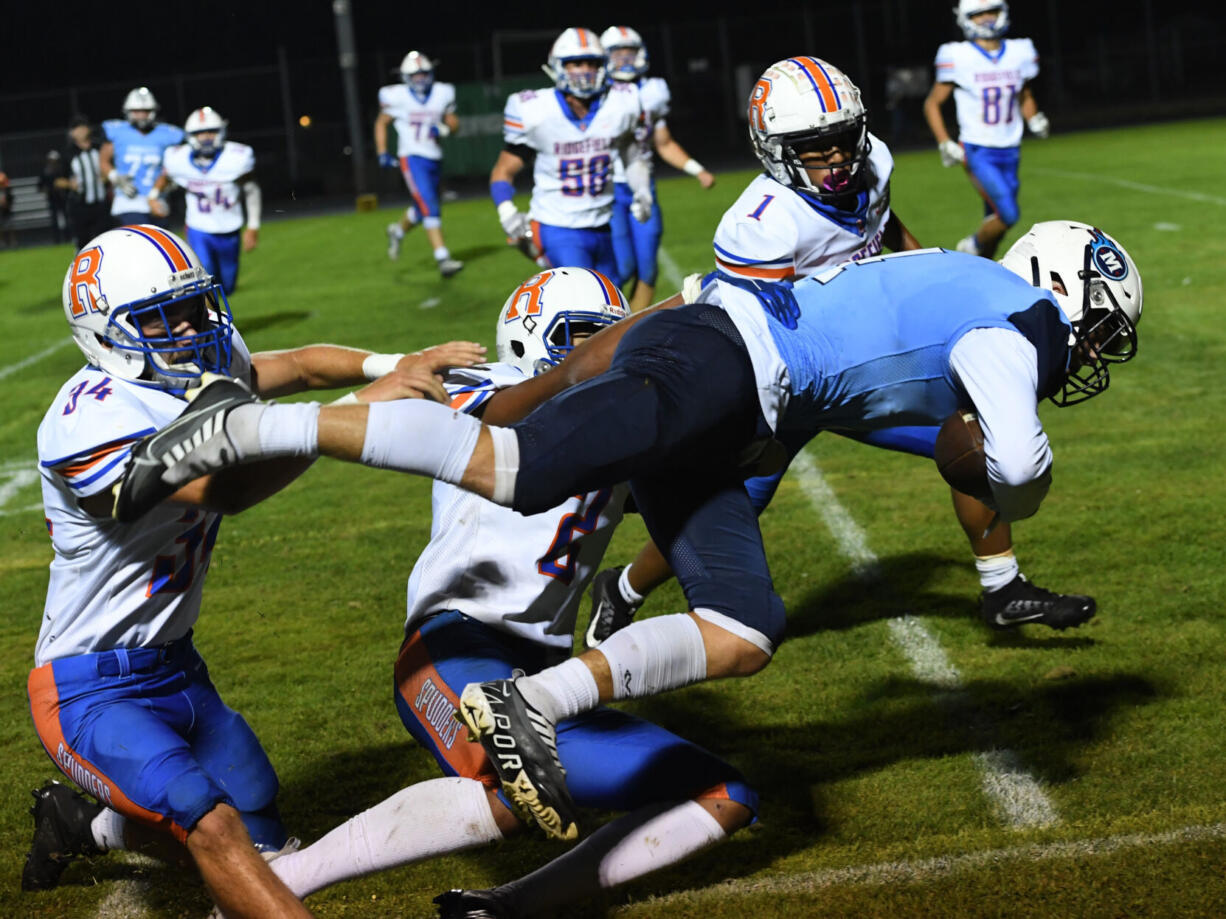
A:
22,781,104,891
455,679,579,841
438,257,464,279
112,374,257,523
980,574,1096,631
955,234,980,255
583,566,640,650
434,888,518,919
386,223,403,260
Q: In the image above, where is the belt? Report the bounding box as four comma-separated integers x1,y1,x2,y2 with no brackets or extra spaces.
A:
94,633,193,677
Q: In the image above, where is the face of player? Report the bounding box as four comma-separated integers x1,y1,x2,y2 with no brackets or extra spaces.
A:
608,48,638,73
127,110,154,131
796,136,857,196
133,294,210,365
191,131,221,154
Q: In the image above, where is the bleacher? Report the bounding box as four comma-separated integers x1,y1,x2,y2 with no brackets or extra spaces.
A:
3,176,54,234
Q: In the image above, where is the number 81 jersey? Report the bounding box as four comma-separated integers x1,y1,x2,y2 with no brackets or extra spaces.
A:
935,38,1039,148
162,141,256,234
503,84,643,228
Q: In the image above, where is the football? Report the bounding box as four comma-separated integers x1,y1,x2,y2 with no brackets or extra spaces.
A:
934,410,991,501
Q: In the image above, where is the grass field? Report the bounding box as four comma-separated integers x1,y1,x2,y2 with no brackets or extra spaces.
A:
2,117,1226,918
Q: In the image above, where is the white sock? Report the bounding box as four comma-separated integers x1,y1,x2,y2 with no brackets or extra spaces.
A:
90,807,127,851
618,565,645,606
497,800,725,914
359,400,481,484
515,657,600,725
433,246,450,261
269,777,501,899
256,402,319,457
977,551,1019,592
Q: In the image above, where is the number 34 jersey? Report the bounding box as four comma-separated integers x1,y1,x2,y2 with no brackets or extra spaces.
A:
162,141,256,234
405,363,627,655
34,335,252,666
503,83,643,229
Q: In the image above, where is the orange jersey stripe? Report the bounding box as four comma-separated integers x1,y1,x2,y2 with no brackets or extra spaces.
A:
715,257,795,280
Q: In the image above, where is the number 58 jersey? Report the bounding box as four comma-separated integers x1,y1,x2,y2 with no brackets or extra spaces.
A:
503,84,643,229
405,363,627,655
162,141,256,234
34,336,252,666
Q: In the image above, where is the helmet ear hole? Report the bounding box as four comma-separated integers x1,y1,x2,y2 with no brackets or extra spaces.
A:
511,341,525,358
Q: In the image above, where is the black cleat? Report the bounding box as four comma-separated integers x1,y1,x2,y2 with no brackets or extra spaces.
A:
22,781,104,891
455,679,579,841
583,566,640,651
980,574,1096,631
434,888,517,919
113,375,256,523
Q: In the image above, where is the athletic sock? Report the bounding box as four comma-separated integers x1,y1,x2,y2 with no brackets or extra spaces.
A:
515,657,599,726
432,246,450,261
268,777,501,899
90,808,127,851
977,550,1020,593
618,565,645,606
358,400,481,484
497,800,725,915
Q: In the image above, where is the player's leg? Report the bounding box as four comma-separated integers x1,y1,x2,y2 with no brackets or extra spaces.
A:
410,156,463,278
960,144,1019,259
609,182,637,290
627,192,663,312
211,231,242,296
535,223,599,271
187,226,221,285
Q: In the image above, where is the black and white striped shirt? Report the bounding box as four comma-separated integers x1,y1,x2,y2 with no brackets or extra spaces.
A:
67,147,104,205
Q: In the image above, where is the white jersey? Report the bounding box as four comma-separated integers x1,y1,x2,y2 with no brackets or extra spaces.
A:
35,334,252,665
379,82,457,161
502,83,643,228
612,76,670,184
934,38,1039,148
405,363,627,656
710,133,895,284
162,141,255,235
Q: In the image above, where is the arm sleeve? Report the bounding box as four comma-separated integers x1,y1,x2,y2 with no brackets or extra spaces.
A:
503,93,529,146
949,326,1052,522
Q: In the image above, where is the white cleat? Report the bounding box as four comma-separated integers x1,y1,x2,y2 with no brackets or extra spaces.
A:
386,223,403,260
438,257,464,279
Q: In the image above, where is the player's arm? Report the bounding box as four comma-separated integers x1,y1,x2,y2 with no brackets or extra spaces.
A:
374,110,396,167
651,121,714,188
881,208,922,252
618,129,654,223
922,81,955,143
1018,83,1049,137
238,171,261,252
98,141,115,177
146,168,170,218
442,111,459,136
490,148,529,240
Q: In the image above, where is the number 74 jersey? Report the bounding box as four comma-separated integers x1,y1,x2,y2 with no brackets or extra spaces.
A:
162,141,256,234
503,84,643,229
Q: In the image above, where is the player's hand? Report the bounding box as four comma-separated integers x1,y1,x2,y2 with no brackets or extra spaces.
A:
697,170,716,189
243,227,259,253
397,341,487,375
431,123,451,139
109,169,137,197
497,202,530,241
354,368,448,404
147,196,170,219
377,152,398,169
1027,112,1050,139
631,190,653,223
938,139,965,167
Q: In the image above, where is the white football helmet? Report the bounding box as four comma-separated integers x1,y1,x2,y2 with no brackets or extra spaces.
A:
62,225,234,392
185,106,228,157
400,50,435,95
954,0,1010,40
496,267,628,376
542,28,607,99
1000,221,1142,405
600,26,648,81
123,87,159,129
747,58,870,202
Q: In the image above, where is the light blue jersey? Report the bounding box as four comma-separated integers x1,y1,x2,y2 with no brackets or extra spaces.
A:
102,120,186,217
717,249,1071,440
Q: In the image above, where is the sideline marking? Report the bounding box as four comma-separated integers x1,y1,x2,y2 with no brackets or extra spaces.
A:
0,339,73,382
419,297,441,310
1030,168,1226,207
617,822,1226,909
657,246,685,292
790,451,1058,829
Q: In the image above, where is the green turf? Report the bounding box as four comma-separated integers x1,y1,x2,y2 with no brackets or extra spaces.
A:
2,118,1225,917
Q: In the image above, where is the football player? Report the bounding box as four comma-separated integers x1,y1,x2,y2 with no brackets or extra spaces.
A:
600,26,715,312
489,27,653,282
586,57,1088,648
111,221,1144,845
256,269,754,917
22,225,484,915
923,0,1051,258
99,87,185,228
152,107,260,296
375,51,464,278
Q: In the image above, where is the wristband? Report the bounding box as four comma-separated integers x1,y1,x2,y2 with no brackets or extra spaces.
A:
361,352,405,380
682,158,705,177
490,180,515,206
330,392,360,405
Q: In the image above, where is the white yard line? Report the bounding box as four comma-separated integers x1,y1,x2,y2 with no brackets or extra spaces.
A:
0,466,38,507
1030,168,1226,207
0,338,72,382
618,822,1226,909
790,450,1058,829
657,246,685,292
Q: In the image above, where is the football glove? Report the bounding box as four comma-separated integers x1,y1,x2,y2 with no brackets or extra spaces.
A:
1027,112,1050,139
108,169,137,197
377,152,398,169
497,201,529,241
630,189,653,223
431,122,451,139
938,140,965,167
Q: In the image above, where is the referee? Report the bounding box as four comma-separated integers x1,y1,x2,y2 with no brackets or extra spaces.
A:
56,115,110,250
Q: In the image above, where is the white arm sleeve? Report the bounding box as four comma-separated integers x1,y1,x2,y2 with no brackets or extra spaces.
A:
949,326,1052,522
242,180,262,229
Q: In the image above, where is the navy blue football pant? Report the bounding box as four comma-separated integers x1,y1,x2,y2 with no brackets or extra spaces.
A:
510,304,786,647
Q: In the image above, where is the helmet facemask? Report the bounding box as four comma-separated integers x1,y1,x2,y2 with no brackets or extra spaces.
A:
955,1,1010,40
768,117,871,203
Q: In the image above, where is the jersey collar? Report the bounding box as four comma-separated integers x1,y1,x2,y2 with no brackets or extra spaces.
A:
554,89,604,131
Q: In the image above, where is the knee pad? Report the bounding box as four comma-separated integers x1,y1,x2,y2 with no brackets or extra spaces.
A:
422,215,441,230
